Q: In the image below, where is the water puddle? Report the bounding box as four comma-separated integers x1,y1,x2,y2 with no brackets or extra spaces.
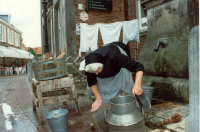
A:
1,89,27,131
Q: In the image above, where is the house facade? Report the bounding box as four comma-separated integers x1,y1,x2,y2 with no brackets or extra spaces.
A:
0,12,23,50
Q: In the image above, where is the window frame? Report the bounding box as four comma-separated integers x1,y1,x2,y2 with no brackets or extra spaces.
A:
7,28,12,44
136,0,148,35
15,32,18,47
4,26,6,42
0,24,3,42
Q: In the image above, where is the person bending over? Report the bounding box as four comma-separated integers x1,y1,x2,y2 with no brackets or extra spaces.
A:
85,41,144,112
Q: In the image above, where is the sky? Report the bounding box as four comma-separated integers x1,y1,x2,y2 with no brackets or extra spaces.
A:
0,0,41,48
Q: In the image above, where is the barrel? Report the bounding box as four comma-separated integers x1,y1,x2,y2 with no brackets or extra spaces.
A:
31,58,67,81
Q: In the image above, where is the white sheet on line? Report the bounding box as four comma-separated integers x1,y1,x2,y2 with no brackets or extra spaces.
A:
79,23,99,56
122,19,140,44
99,22,122,45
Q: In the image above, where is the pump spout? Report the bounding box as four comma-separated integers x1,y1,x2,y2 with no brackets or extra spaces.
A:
154,39,168,52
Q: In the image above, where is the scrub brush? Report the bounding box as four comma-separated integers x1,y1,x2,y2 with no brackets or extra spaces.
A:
157,113,182,126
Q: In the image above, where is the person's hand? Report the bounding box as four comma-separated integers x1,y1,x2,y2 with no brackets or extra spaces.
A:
132,84,143,95
91,97,102,113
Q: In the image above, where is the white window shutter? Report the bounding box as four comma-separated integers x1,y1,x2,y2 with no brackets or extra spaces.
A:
7,28,9,44
0,24,3,42
15,32,17,47
18,34,20,47
4,26,6,43
12,30,14,45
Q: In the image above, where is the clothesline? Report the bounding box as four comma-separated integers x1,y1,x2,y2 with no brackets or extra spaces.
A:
79,19,140,57
78,19,140,71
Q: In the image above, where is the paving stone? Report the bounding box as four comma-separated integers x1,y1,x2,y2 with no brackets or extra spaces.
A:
0,81,10,94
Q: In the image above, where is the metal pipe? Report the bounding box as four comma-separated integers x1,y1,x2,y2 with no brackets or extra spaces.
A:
154,39,168,52
42,0,49,54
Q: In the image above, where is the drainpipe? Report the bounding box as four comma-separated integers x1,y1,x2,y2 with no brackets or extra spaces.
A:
124,0,132,56
42,0,49,54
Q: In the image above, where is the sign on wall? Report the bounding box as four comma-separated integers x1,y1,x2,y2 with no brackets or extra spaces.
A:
76,23,81,35
86,0,112,11
80,12,89,21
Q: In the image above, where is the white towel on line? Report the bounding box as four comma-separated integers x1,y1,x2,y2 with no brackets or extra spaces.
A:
122,19,140,44
99,22,122,45
79,59,85,71
79,23,99,56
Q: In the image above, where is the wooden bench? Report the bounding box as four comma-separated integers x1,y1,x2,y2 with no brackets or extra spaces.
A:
31,74,81,125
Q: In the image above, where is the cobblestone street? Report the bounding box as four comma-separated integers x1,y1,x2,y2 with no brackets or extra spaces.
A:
0,75,189,132
0,75,95,132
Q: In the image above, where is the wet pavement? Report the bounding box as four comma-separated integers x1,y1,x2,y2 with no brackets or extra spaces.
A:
0,75,95,132
0,75,189,132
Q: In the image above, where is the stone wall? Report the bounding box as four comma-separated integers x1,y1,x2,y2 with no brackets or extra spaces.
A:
138,0,197,78
142,76,189,103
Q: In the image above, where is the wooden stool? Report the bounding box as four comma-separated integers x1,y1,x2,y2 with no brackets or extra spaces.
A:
31,74,81,125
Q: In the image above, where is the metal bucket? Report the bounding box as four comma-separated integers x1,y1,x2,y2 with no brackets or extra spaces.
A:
46,108,69,132
105,96,145,132
141,86,154,102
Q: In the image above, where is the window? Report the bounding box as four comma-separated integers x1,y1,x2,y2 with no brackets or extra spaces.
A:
0,24,3,42
15,32,19,47
4,26,6,42
18,34,20,47
12,30,14,44
136,0,148,33
7,28,12,44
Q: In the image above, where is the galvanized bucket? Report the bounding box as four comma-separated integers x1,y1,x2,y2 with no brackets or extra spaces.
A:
141,86,154,102
46,108,69,132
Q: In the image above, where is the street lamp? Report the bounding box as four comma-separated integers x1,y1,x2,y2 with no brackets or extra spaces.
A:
42,0,49,54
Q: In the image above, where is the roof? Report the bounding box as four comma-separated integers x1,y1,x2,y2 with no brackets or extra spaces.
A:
0,14,22,34
25,47,42,55
0,46,34,59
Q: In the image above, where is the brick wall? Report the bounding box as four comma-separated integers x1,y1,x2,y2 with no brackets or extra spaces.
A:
73,0,146,59
127,0,146,60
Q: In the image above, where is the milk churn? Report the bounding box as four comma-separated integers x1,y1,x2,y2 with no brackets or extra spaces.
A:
104,95,145,132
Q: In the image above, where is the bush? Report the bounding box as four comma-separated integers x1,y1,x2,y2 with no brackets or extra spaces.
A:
28,47,38,57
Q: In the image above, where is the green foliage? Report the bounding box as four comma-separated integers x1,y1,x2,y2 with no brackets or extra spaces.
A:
28,47,38,57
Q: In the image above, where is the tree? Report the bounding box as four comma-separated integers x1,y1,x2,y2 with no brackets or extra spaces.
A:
28,47,38,57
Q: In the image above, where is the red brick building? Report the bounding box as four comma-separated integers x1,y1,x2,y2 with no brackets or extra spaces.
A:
73,0,147,60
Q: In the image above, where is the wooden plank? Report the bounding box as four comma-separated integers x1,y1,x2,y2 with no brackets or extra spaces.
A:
152,98,168,103
74,79,87,84
31,93,38,104
70,78,81,115
31,93,37,111
42,94,70,106
37,77,71,92
37,85,45,125
32,83,37,111
70,65,85,77
73,56,80,63
66,63,80,66
32,79,40,86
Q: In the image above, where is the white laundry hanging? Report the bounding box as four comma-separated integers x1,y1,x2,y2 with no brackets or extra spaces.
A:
99,22,122,45
79,59,85,71
79,23,99,56
122,19,140,44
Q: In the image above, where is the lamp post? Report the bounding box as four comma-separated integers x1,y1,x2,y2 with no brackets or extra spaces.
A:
42,0,49,54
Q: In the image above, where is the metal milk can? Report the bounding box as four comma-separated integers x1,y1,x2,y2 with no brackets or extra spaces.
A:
105,95,145,132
